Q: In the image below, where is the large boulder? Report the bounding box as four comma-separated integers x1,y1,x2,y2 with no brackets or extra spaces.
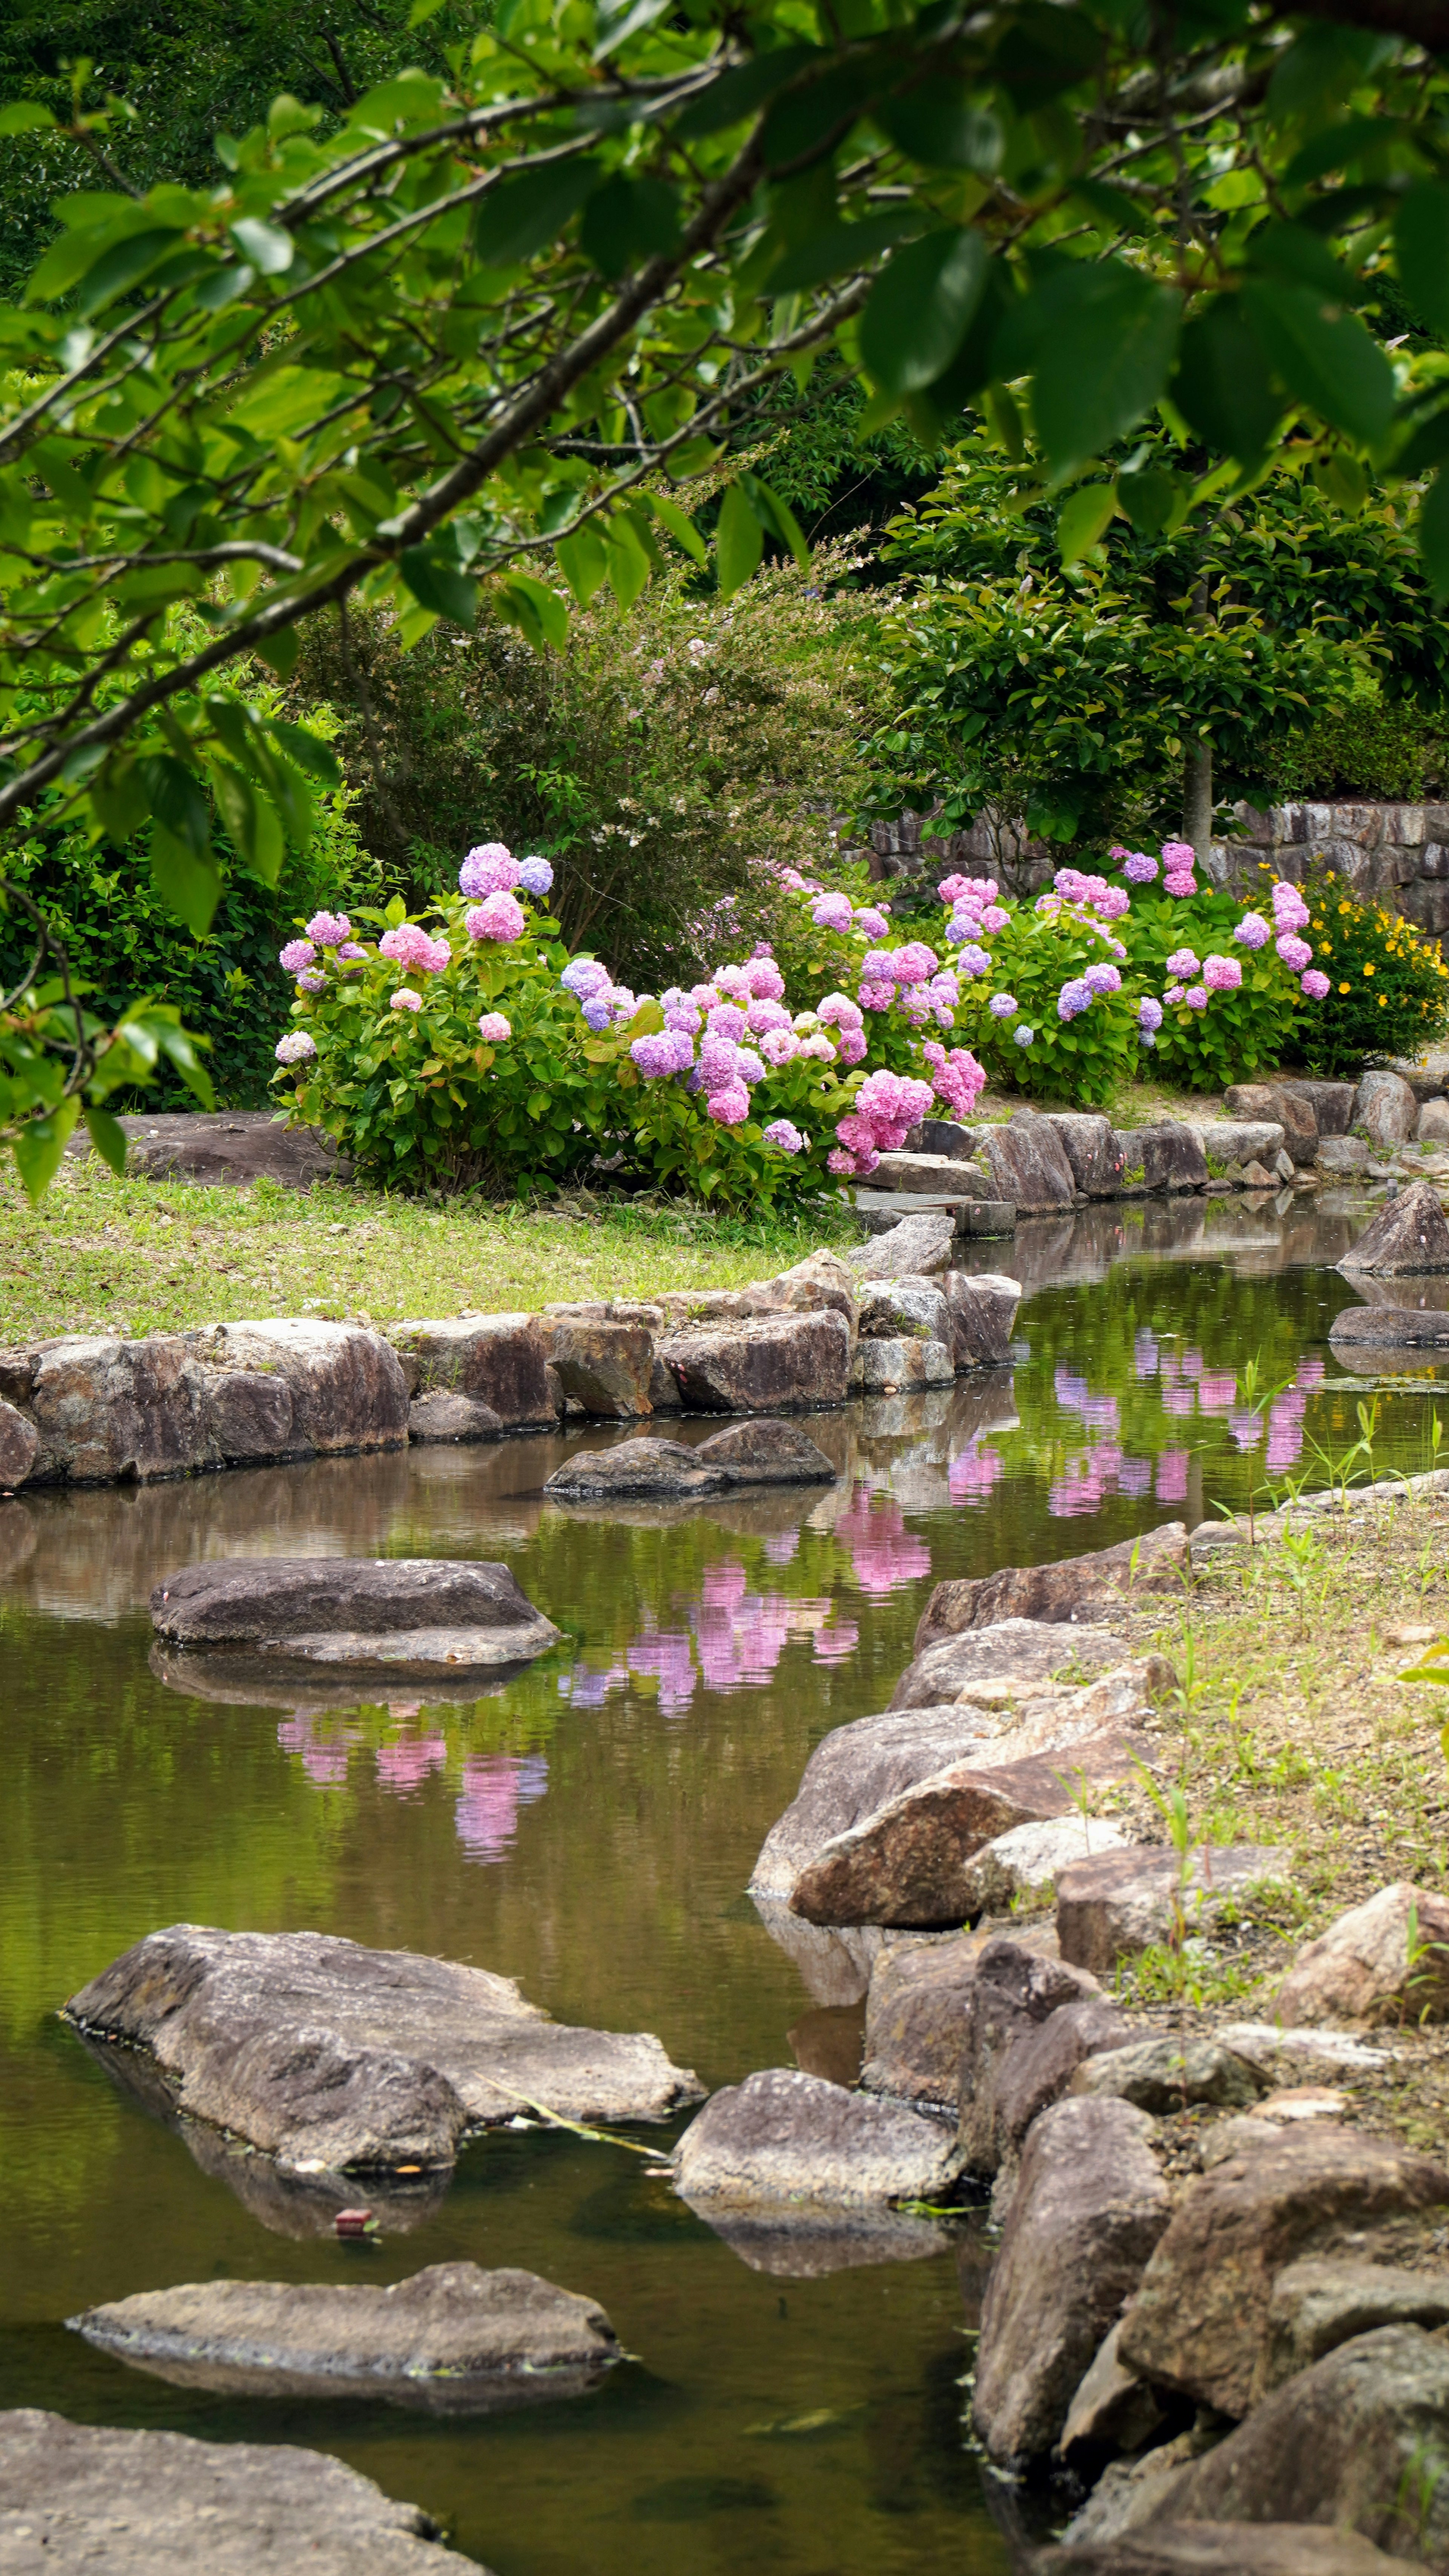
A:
1355,1070,1420,1147
891,1615,1128,1711
0,1398,38,1488
657,1309,852,1411
944,1269,1021,1368
1282,1077,1357,1137
386,1312,557,1426
788,1731,1154,1930
750,1704,1013,1903
871,1149,995,1194
1033,2524,1421,2572
671,2065,963,2211
1272,1883,1449,2026
851,1335,955,1392
64,1926,703,2171
974,1112,1078,1211
1045,1115,1127,1198
1056,1845,1291,1977
544,1419,836,1503
150,1557,560,1677
1192,1119,1286,1172
961,1972,1133,2180
956,1815,1136,1919
1259,2256,1449,2396
1329,1302,1449,1349
856,1276,951,1341
69,2262,619,2411
861,1932,1018,2109
913,1524,1188,1654
1117,2125,1449,2418
851,1211,956,1278
1420,1099,1449,1146
1069,2035,1271,2118
538,1315,656,1417
1116,1126,1209,1194
1339,1180,1449,1274
971,2096,1171,2464
1132,2327,1449,2566
0,2408,477,2573
1319,1135,1375,1177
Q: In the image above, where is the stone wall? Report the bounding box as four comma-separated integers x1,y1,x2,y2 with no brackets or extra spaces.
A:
857,801,1449,946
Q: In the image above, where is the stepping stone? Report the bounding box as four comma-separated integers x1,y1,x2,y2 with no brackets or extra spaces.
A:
70,2262,620,2413
544,1418,836,1502
64,1926,702,2174
150,1556,559,1678
672,2065,962,2212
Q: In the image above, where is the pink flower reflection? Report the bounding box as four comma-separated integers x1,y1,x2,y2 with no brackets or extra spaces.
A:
277,1713,359,1786
455,1754,548,1860
1117,1457,1153,1497
1156,1448,1190,1503
1295,1358,1326,1389
1228,1407,1265,1449
1134,1331,1159,1380
949,1441,1004,1505
1163,1385,1196,1417
835,1486,932,1593
763,1529,800,1565
1198,1373,1237,1413
1181,1349,1204,1381
814,1621,859,1663
375,1735,447,1793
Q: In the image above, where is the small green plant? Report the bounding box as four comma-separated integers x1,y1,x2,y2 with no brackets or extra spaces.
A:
1278,1523,1332,1634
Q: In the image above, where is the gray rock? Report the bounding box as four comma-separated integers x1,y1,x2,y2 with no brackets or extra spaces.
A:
407,1389,506,1443
788,1731,1152,1930
1045,1115,1127,1198
1258,2256,1449,2395
974,1112,1078,1211
68,1109,347,1190
956,1816,1135,1919
1339,1178,1449,1273
69,2261,620,2412
919,1117,980,1162
851,1211,955,1278
1118,2125,1449,2419
955,1940,1105,2175
891,1617,1128,1712
1069,2036,1271,2115
64,1926,703,2171
657,1309,852,1411
851,1335,956,1393
750,1704,1006,1903
1116,1126,1209,1193
1033,2521,1420,2572
857,1277,951,1341
913,1524,1188,1654
1193,1119,1286,1173
975,1996,1138,2180
1058,2320,1177,2467
538,1317,655,1418
0,1398,38,1488
1271,1881,1449,2026
1420,1099,1449,1145
861,1933,1001,2109
1329,1301,1449,1348
149,1557,560,1677
1056,1845,1291,1976
545,1418,837,1502
971,2096,1171,2464
944,1269,1021,1368
1134,2327,1449,2564
0,2408,477,2573
871,1149,993,1194
1355,1070,1420,1147
1281,1077,1357,1137
683,2204,956,2277
671,2066,963,2211
386,1312,557,1426
1320,1135,1375,1176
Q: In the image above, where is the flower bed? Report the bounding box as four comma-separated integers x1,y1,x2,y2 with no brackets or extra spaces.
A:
269,839,1341,1199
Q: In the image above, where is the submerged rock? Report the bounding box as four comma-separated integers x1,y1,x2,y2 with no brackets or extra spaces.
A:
1329,1301,1449,1348
64,1926,702,2173
149,1556,560,1677
544,1418,836,1502
944,1269,1021,1369
1033,2521,1421,2571
1339,1178,1449,1274
671,2066,962,2211
69,2262,619,2413
0,2407,477,2573
685,2204,955,2278
0,1398,38,1489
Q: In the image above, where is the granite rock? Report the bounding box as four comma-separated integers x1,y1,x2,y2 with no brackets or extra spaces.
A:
149,1556,560,1677
860,1934,1007,2110
671,2065,963,2211
1068,2035,1271,2116
1116,1126,1210,1193
544,1418,837,1502
973,1112,1078,1212
1420,1099,1449,1146
539,1318,655,1418
851,1334,956,1393
850,1211,956,1278
1355,1070,1420,1148
0,1398,38,1488
1339,1179,1449,1274
657,1309,852,1411
1045,1115,1128,1198
1056,1845,1291,1977
944,1269,1021,1368
1272,1882,1449,2027
1329,1303,1449,1349
386,1313,557,1426
1258,2255,1449,2396
956,1816,1135,1919
955,1939,1106,2175
891,1617,1128,1712
407,1389,506,1443
1319,1135,1375,1176
913,1524,1188,1654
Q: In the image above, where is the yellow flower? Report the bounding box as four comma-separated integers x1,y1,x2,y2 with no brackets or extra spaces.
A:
1340,981,1351,992
1380,993,1388,1006
1364,962,1375,976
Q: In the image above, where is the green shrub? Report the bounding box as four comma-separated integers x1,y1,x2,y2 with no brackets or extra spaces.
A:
1270,693,1448,803
949,900,1141,1107
1293,868,1449,1075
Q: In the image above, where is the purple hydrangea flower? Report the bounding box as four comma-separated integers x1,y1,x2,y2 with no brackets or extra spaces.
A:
1057,978,1091,1020
1276,934,1313,973
1233,912,1271,949
562,958,611,999
763,1119,806,1153
296,968,326,994
958,945,991,979
459,841,515,897
1138,997,1164,1033
631,1029,694,1077
989,992,1018,1018
1084,961,1121,996
1139,1030,1157,1049
1122,851,1158,884
517,855,554,897
582,998,614,1032
1014,1024,1035,1047
305,911,351,947
1301,968,1331,1001
811,892,854,932
1184,984,1209,1011
1166,947,1200,979
735,1046,766,1085
280,938,315,974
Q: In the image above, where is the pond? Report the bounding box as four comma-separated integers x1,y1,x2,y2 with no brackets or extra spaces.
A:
2,1194,1445,2575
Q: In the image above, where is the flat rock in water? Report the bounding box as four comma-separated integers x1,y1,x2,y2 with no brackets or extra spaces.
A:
685,2204,955,2279
944,1269,1021,1368
1117,2126,1449,2419
852,1334,955,1392
0,2407,477,2573
1127,2327,1449,2565
671,2065,962,2211
1339,1178,1449,1273
914,1526,1188,1654
1056,1845,1291,1977
69,2262,619,2412
860,1927,1061,2111
545,1419,836,1501
386,1313,557,1427
890,1616,1127,1712
149,1557,560,1676
1032,2522,1421,2572
64,1926,702,2172
856,1276,951,1341
1330,1300,1449,1347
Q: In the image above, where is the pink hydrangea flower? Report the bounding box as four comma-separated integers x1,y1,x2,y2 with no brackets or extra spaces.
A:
922,1040,987,1118
698,1032,741,1090
1184,985,1209,1010
380,922,449,972
834,1025,867,1064
1166,947,1201,978
706,1080,750,1125
665,1000,703,1037
980,905,1010,935
890,941,939,984
746,998,790,1035
796,1032,836,1059
632,1029,694,1077
707,1002,748,1043
853,906,890,938
860,948,893,981
858,981,895,1011
811,892,854,932
1164,873,1197,898
280,938,316,973
1164,982,1186,1005
1271,880,1311,931
817,991,864,1028
1276,934,1313,973
743,956,785,1001
938,874,972,904
296,968,326,994
1301,969,1331,1001
465,893,526,943
760,1026,799,1067
1092,887,1131,921
391,987,423,1012
1233,912,1271,949
274,1030,316,1063
1203,953,1242,992
763,1119,806,1154
459,841,517,897
305,911,351,947
826,1146,860,1176
478,1012,512,1041
1160,841,1196,869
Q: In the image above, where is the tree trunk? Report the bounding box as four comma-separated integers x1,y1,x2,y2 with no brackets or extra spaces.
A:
1183,738,1213,866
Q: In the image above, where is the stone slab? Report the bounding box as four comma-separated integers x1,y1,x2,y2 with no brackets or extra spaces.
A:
671,2065,963,2211
150,1557,560,1677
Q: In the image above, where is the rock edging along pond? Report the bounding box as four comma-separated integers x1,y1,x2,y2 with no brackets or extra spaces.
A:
0,1247,1020,1490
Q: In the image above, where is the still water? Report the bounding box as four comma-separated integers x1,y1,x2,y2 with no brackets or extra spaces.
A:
2,1195,1445,2574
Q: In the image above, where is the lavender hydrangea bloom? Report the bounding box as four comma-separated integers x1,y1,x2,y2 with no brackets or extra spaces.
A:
1014,1024,1035,1048
296,969,326,994
280,938,316,973
988,993,1018,1018
305,911,351,947
1057,978,1091,1020
1122,852,1158,883
763,1119,806,1153
1166,947,1200,979
735,1047,766,1084
582,998,614,1032
517,855,554,896
1084,962,1121,996
1139,1030,1157,1049
561,958,611,999
459,841,514,898
1233,912,1271,949
631,1030,693,1078
1138,996,1164,1033
1184,985,1209,1011
958,944,991,979
1276,934,1313,973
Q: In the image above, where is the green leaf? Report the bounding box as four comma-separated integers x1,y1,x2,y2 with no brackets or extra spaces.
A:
1241,279,1395,444
1057,480,1117,565
12,1099,80,1206
603,513,651,609
1028,263,1180,473
1172,296,1283,461
1247,221,1361,304
768,210,920,295
860,228,989,397
472,159,603,267
503,572,569,647
715,483,764,597
875,85,1003,172
580,173,680,278
400,542,478,628
75,225,188,317
644,490,706,564
760,62,875,172
1396,183,1449,340
229,216,295,276
83,1103,128,1176
993,2,1103,107
1117,465,1181,536
252,626,300,681
1267,22,1383,131
150,823,222,936
1419,470,1449,603
140,753,211,864
673,48,815,142
593,0,671,55
211,763,284,883
737,470,809,569
555,522,610,605
88,756,150,847
266,719,342,786
0,100,56,133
